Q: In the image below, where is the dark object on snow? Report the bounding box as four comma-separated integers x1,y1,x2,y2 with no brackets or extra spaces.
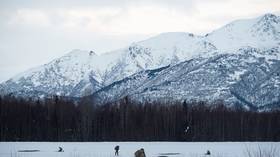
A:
135,148,146,157
205,150,211,155
58,147,64,152
114,145,120,156
89,51,95,55
18,150,40,152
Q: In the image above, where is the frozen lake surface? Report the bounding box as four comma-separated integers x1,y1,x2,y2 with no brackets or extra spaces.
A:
0,142,279,157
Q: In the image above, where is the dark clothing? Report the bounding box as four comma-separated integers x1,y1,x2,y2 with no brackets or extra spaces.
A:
114,145,120,156
115,150,119,156
135,148,146,157
205,150,211,155
58,147,64,152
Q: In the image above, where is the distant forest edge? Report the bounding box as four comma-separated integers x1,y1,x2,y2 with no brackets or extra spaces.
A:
0,95,280,141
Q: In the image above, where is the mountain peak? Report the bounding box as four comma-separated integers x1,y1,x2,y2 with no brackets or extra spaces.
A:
256,13,280,26
251,13,280,40
260,13,279,22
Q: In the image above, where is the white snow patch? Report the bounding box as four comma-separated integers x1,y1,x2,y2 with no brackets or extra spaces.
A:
230,69,247,81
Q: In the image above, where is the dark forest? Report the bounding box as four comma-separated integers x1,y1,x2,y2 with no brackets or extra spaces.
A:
0,95,280,141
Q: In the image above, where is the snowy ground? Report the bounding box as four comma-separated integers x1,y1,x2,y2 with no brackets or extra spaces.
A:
0,142,279,157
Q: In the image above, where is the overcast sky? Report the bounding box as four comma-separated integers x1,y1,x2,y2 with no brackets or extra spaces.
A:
0,0,279,82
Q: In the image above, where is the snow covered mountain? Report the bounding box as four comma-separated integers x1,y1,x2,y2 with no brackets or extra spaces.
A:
0,33,216,97
92,47,280,110
1,13,280,109
206,13,280,52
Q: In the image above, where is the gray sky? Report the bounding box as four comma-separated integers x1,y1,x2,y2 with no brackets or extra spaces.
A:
0,0,279,82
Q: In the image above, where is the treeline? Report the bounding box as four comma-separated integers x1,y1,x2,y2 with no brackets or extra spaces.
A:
0,95,280,141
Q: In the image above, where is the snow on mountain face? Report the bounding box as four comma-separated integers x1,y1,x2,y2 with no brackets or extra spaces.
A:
1,13,280,109
0,32,215,97
0,50,102,97
206,13,280,52
102,32,218,84
92,47,280,110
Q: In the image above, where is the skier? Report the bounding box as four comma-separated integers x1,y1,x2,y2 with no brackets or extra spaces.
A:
135,148,146,157
58,147,64,152
205,150,211,155
114,145,120,156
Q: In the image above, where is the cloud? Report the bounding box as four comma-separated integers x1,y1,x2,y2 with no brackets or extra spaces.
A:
2,0,279,35
7,9,51,27
1,6,216,35
0,0,196,10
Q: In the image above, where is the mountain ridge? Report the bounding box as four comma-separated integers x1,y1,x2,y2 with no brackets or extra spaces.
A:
1,13,280,110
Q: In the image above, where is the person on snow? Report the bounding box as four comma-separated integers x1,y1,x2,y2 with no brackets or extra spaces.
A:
135,148,146,157
205,150,211,155
58,147,64,152
114,145,120,156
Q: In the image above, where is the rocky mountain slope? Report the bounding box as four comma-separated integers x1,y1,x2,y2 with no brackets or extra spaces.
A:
92,47,280,110
1,13,280,109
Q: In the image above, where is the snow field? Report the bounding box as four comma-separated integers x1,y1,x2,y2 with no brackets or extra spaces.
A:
0,142,279,157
